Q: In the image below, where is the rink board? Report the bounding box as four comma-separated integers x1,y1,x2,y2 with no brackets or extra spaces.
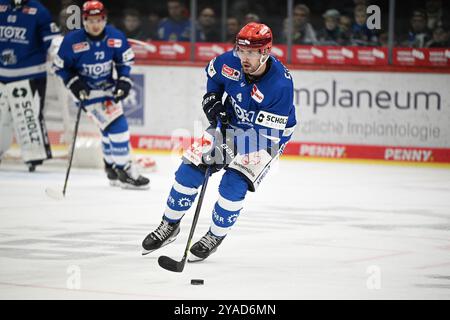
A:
44,63,450,164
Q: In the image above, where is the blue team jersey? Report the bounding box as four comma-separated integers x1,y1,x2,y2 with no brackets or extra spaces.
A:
0,0,60,82
53,25,134,106
205,50,297,151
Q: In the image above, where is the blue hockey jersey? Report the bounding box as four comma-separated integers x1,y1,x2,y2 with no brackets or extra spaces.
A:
0,0,60,82
205,50,297,152
53,25,134,106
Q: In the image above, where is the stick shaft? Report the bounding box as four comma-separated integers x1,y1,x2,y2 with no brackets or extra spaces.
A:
62,106,82,196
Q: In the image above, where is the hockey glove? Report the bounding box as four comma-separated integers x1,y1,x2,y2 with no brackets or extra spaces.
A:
202,92,229,127
202,127,236,173
67,76,90,102
113,77,132,103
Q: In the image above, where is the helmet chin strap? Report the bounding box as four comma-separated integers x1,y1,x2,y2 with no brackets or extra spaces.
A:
249,54,269,76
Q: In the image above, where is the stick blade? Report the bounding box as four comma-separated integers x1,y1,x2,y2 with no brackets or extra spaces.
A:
158,255,184,273
45,188,64,200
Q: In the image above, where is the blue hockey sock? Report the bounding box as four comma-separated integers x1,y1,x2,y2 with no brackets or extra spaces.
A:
163,163,204,223
209,170,248,237
103,116,131,168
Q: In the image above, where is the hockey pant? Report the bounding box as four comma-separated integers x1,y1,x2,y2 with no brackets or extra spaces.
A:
0,77,52,165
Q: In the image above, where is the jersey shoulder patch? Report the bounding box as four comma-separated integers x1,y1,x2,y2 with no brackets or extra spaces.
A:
207,57,217,78
72,42,90,53
107,38,122,48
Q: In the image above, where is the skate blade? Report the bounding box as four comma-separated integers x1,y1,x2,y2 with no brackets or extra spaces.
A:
109,180,120,187
120,182,150,190
141,236,177,256
187,253,206,263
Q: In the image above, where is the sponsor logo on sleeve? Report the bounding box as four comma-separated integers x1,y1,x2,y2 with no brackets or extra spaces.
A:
72,42,90,53
107,38,123,48
122,47,135,62
251,84,264,103
221,64,240,81
207,57,216,77
255,110,288,130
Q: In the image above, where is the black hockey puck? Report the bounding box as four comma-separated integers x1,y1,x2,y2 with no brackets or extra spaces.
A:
191,279,204,285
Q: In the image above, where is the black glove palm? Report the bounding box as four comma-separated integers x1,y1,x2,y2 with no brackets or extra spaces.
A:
113,78,132,103
67,76,90,101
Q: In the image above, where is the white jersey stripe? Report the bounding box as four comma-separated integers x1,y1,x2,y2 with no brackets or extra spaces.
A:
0,63,47,78
217,195,244,212
173,180,198,195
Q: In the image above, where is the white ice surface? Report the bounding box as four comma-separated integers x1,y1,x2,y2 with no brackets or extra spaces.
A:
0,155,450,300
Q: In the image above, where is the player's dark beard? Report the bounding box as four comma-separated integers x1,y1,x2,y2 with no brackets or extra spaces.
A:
245,58,272,83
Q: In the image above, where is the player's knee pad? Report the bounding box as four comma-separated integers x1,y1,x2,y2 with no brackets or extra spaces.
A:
104,114,128,134
219,169,248,201
174,162,205,190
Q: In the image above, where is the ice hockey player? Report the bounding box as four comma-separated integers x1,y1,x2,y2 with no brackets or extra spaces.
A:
142,22,297,261
0,0,60,171
53,1,149,189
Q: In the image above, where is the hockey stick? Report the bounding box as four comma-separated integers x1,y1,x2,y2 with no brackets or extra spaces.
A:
158,120,223,273
45,103,83,200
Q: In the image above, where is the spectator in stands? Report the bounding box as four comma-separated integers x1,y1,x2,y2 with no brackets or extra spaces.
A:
122,9,148,41
146,11,161,40
402,10,432,48
244,13,260,24
377,31,389,47
338,14,353,46
158,0,191,41
292,4,317,44
198,7,220,42
226,17,241,43
426,26,449,48
317,9,342,46
425,0,446,31
351,4,377,46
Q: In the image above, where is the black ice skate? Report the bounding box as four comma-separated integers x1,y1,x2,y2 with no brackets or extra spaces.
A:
104,160,119,186
188,230,225,262
26,160,43,172
114,161,150,190
142,219,181,255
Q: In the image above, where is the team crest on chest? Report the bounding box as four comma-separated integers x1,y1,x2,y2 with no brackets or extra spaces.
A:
221,64,240,81
72,42,90,53
0,5,8,12
251,84,264,103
